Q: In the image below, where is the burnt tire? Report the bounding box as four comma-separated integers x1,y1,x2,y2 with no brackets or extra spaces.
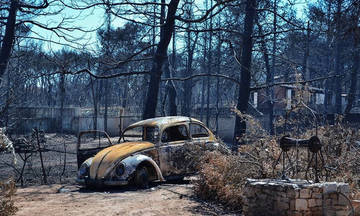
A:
134,166,149,189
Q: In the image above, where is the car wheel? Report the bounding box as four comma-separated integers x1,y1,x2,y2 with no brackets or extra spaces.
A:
135,166,149,189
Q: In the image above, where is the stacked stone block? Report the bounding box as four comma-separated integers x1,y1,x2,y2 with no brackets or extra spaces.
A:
243,179,351,216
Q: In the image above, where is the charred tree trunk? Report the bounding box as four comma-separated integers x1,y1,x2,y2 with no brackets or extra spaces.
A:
182,34,198,116
182,32,193,116
302,22,311,81
162,0,177,116
167,30,178,116
59,71,65,132
257,20,272,133
268,0,277,135
164,58,177,115
345,39,360,115
122,76,129,108
215,24,222,134
143,0,180,119
233,0,256,142
90,77,98,133
324,1,333,113
206,0,213,126
47,76,53,106
200,50,207,122
334,0,343,114
0,0,18,86
103,79,109,133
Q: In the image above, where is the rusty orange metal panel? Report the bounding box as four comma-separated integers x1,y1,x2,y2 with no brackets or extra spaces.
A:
89,142,155,179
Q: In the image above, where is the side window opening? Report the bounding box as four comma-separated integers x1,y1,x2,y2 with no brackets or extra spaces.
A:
122,126,159,142
190,123,209,138
161,125,189,143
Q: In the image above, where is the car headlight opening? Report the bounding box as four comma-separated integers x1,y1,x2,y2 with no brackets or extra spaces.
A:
115,163,125,176
79,164,89,178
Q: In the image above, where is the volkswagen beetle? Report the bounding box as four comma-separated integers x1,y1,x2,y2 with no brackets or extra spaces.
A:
76,116,218,188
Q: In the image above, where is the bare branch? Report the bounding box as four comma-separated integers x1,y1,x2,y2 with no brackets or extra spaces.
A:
175,25,243,35
108,44,157,68
162,73,242,85
175,0,235,23
250,74,345,91
257,8,303,28
253,27,306,38
58,0,168,11
33,69,150,79
161,73,344,92
19,0,49,10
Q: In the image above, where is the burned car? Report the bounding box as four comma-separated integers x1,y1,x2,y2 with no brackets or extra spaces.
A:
76,116,218,188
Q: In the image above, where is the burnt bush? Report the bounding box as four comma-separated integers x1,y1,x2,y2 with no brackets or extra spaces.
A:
193,136,278,211
0,179,18,216
193,113,360,210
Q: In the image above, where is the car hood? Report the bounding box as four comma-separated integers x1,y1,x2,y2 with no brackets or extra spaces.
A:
89,141,155,179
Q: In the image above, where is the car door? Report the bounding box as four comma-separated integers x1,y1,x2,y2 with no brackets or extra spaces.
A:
158,124,190,177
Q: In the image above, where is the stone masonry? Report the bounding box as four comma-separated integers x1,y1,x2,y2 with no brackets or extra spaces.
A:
243,179,351,216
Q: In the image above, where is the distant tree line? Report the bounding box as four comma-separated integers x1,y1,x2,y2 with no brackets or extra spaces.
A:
0,0,359,144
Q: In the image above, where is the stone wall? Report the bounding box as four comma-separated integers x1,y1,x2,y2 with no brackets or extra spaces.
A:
243,179,352,216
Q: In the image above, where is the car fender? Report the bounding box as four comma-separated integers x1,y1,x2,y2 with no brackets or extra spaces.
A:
105,154,165,182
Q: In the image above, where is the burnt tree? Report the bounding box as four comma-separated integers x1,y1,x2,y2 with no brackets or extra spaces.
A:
143,0,180,119
233,0,256,142
0,0,49,86
0,1,18,86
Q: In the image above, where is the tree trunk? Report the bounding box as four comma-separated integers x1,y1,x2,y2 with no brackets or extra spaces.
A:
168,30,177,116
345,40,359,115
143,0,180,119
164,59,176,115
334,0,343,114
233,0,256,143
182,19,193,116
122,76,129,108
206,0,213,126
90,77,98,133
324,0,333,113
200,0,208,122
59,71,65,132
268,0,277,135
0,0,18,86
257,20,272,133
103,79,109,133
302,21,311,81
215,26,222,134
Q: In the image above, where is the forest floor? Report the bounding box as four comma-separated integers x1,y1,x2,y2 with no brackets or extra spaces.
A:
14,181,237,216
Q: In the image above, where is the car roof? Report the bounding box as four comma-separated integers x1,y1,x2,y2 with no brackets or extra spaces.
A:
127,116,203,129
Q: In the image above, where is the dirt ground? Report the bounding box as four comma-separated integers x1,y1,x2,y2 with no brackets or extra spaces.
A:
3,133,238,216
14,182,238,216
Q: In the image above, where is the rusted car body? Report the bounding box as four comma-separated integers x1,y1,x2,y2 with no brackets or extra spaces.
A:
76,116,218,187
